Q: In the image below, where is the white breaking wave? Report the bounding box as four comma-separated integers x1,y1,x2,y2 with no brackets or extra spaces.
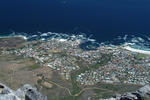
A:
1,31,150,51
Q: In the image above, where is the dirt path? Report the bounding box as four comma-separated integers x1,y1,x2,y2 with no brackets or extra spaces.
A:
46,80,113,97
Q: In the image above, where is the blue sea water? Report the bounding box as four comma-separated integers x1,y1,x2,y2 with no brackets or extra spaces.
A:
0,0,150,49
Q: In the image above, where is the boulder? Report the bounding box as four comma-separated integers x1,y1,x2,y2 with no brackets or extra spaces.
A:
0,82,47,100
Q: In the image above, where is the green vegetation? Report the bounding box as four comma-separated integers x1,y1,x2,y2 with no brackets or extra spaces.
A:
60,96,80,100
37,79,42,85
70,72,81,95
99,54,112,66
0,51,2,55
30,64,40,69
20,64,41,70
60,96,75,100
93,87,114,99
60,92,82,100
44,79,57,89
74,54,111,74
101,93,114,99
137,54,147,59
148,98,150,100
0,73,5,80
52,51,68,57
94,89,105,94
69,54,112,96
59,52,68,57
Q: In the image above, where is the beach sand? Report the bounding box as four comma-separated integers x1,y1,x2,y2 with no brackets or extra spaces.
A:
123,46,150,55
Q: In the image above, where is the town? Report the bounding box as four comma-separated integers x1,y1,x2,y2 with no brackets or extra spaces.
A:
2,38,150,86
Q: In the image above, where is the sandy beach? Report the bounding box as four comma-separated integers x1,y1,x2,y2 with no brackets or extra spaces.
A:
123,46,150,55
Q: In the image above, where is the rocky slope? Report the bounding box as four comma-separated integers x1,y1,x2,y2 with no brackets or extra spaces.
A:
0,82,47,100
102,85,150,100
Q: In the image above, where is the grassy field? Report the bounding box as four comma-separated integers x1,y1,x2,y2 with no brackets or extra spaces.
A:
70,72,81,95
136,53,147,59
30,64,41,69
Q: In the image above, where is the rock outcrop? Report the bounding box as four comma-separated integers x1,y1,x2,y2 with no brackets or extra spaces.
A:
101,85,150,100
0,83,47,100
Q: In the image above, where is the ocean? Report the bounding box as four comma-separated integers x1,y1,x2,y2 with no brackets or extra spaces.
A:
0,0,150,49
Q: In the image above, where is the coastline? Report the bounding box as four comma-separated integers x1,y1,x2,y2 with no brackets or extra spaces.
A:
0,35,27,40
1,33,150,55
123,46,150,55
